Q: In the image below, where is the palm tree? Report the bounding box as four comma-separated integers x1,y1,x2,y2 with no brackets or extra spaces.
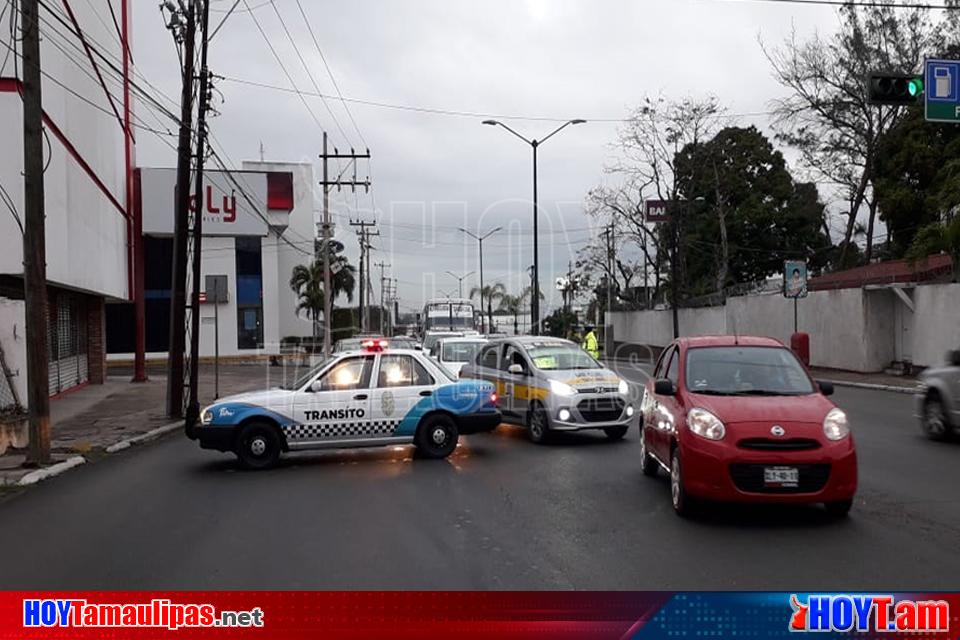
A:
290,253,356,340
469,282,506,334
497,294,523,335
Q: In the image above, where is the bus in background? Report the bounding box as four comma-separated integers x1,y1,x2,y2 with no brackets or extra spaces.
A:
421,298,478,334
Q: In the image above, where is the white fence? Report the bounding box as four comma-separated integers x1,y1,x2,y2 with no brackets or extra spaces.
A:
608,283,960,372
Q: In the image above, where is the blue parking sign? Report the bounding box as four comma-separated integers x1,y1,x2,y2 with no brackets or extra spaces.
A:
925,59,960,123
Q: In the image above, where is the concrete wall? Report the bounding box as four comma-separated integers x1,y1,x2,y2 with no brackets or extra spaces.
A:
910,283,960,368
0,298,27,408
0,0,129,300
608,283,960,372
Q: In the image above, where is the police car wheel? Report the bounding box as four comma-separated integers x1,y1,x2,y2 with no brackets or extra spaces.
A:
235,422,282,470
528,404,551,444
604,426,628,441
415,414,459,459
824,499,853,517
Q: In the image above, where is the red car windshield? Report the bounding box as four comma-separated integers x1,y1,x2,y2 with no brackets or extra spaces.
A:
685,346,815,396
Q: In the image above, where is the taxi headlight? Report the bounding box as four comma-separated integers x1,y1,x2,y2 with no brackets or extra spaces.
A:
618,379,630,395
550,379,577,397
200,408,213,425
823,407,850,441
687,408,725,440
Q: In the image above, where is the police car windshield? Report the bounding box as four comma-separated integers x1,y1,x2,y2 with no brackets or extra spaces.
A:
285,358,333,390
441,341,485,362
524,343,599,371
685,346,815,396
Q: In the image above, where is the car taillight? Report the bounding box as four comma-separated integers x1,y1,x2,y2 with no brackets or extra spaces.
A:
490,392,498,405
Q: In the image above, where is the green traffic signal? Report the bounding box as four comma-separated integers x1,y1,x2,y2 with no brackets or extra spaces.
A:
908,77,924,97
867,72,924,105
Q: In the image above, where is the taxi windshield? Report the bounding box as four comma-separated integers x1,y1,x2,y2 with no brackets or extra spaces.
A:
441,341,485,362
524,343,599,371
685,346,815,396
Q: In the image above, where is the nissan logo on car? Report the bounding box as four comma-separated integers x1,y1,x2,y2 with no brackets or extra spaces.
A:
771,425,786,437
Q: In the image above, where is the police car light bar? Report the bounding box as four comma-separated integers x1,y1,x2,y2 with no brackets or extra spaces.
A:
362,339,389,352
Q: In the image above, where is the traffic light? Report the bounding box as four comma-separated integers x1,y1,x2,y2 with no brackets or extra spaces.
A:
867,72,924,105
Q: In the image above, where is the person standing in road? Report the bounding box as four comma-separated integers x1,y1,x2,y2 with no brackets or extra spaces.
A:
582,324,600,360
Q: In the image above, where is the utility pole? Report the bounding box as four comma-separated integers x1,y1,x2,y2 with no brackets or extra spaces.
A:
392,278,399,337
375,261,390,335
186,0,213,428
604,224,614,332
165,0,197,420
349,220,377,333
20,0,51,465
671,204,680,339
319,140,369,355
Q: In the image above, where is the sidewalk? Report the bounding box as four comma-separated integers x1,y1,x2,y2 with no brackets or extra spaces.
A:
809,367,921,394
1,363,295,487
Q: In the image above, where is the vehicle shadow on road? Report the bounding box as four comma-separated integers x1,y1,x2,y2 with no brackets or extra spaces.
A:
496,424,633,448
644,473,852,529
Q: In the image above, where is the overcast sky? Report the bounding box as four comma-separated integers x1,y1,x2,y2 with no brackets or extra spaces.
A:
132,0,846,314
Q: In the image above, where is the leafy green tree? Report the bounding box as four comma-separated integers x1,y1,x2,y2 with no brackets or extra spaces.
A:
905,216,960,282
289,250,356,340
673,126,831,296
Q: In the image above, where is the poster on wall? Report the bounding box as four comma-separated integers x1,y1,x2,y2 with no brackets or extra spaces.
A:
139,168,269,237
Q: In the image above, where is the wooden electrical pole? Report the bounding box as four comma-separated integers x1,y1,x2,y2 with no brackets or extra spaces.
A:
165,0,197,419
20,0,51,466
375,261,390,335
349,220,377,333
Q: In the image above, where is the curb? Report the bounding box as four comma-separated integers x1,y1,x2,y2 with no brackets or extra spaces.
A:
820,379,919,395
3,421,182,489
104,422,182,453
17,456,85,486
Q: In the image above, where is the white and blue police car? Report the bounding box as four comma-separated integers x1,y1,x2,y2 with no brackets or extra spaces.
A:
189,339,501,468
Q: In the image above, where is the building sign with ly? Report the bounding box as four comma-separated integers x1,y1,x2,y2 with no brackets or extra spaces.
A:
139,168,269,237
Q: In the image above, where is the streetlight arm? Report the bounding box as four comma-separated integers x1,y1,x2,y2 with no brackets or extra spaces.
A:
539,119,586,146
458,227,480,241
484,120,532,145
480,226,503,241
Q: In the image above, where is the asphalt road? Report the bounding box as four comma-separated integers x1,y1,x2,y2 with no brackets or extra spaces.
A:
0,362,958,590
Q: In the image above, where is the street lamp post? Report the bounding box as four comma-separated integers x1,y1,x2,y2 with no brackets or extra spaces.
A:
445,270,475,299
459,227,502,333
482,119,585,335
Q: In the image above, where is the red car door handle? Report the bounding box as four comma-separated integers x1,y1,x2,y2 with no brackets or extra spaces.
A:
353,394,368,400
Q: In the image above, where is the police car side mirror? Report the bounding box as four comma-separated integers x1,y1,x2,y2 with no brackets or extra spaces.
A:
948,350,960,367
508,363,526,376
653,378,675,396
310,380,324,393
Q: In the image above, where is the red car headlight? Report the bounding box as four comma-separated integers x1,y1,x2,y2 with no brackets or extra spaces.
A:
823,408,850,441
687,408,726,441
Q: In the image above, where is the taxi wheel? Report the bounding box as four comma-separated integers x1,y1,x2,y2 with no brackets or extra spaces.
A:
415,414,459,459
528,404,551,444
604,426,629,441
670,448,695,517
235,421,282,470
922,396,952,441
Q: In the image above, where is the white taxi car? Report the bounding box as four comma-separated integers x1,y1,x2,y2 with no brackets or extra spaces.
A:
190,339,501,468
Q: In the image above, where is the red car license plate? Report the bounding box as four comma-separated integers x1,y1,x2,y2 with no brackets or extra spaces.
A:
763,466,799,487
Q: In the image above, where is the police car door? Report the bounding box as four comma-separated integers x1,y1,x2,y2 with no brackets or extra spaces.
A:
370,354,436,438
292,355,374,445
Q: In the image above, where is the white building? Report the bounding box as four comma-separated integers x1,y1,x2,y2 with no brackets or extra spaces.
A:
1,0,134,404
105,161,317,361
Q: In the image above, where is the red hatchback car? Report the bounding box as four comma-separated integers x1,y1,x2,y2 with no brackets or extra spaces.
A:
639,336,857,517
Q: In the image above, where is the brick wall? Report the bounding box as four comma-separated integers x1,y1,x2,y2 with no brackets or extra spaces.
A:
87,295,106,384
